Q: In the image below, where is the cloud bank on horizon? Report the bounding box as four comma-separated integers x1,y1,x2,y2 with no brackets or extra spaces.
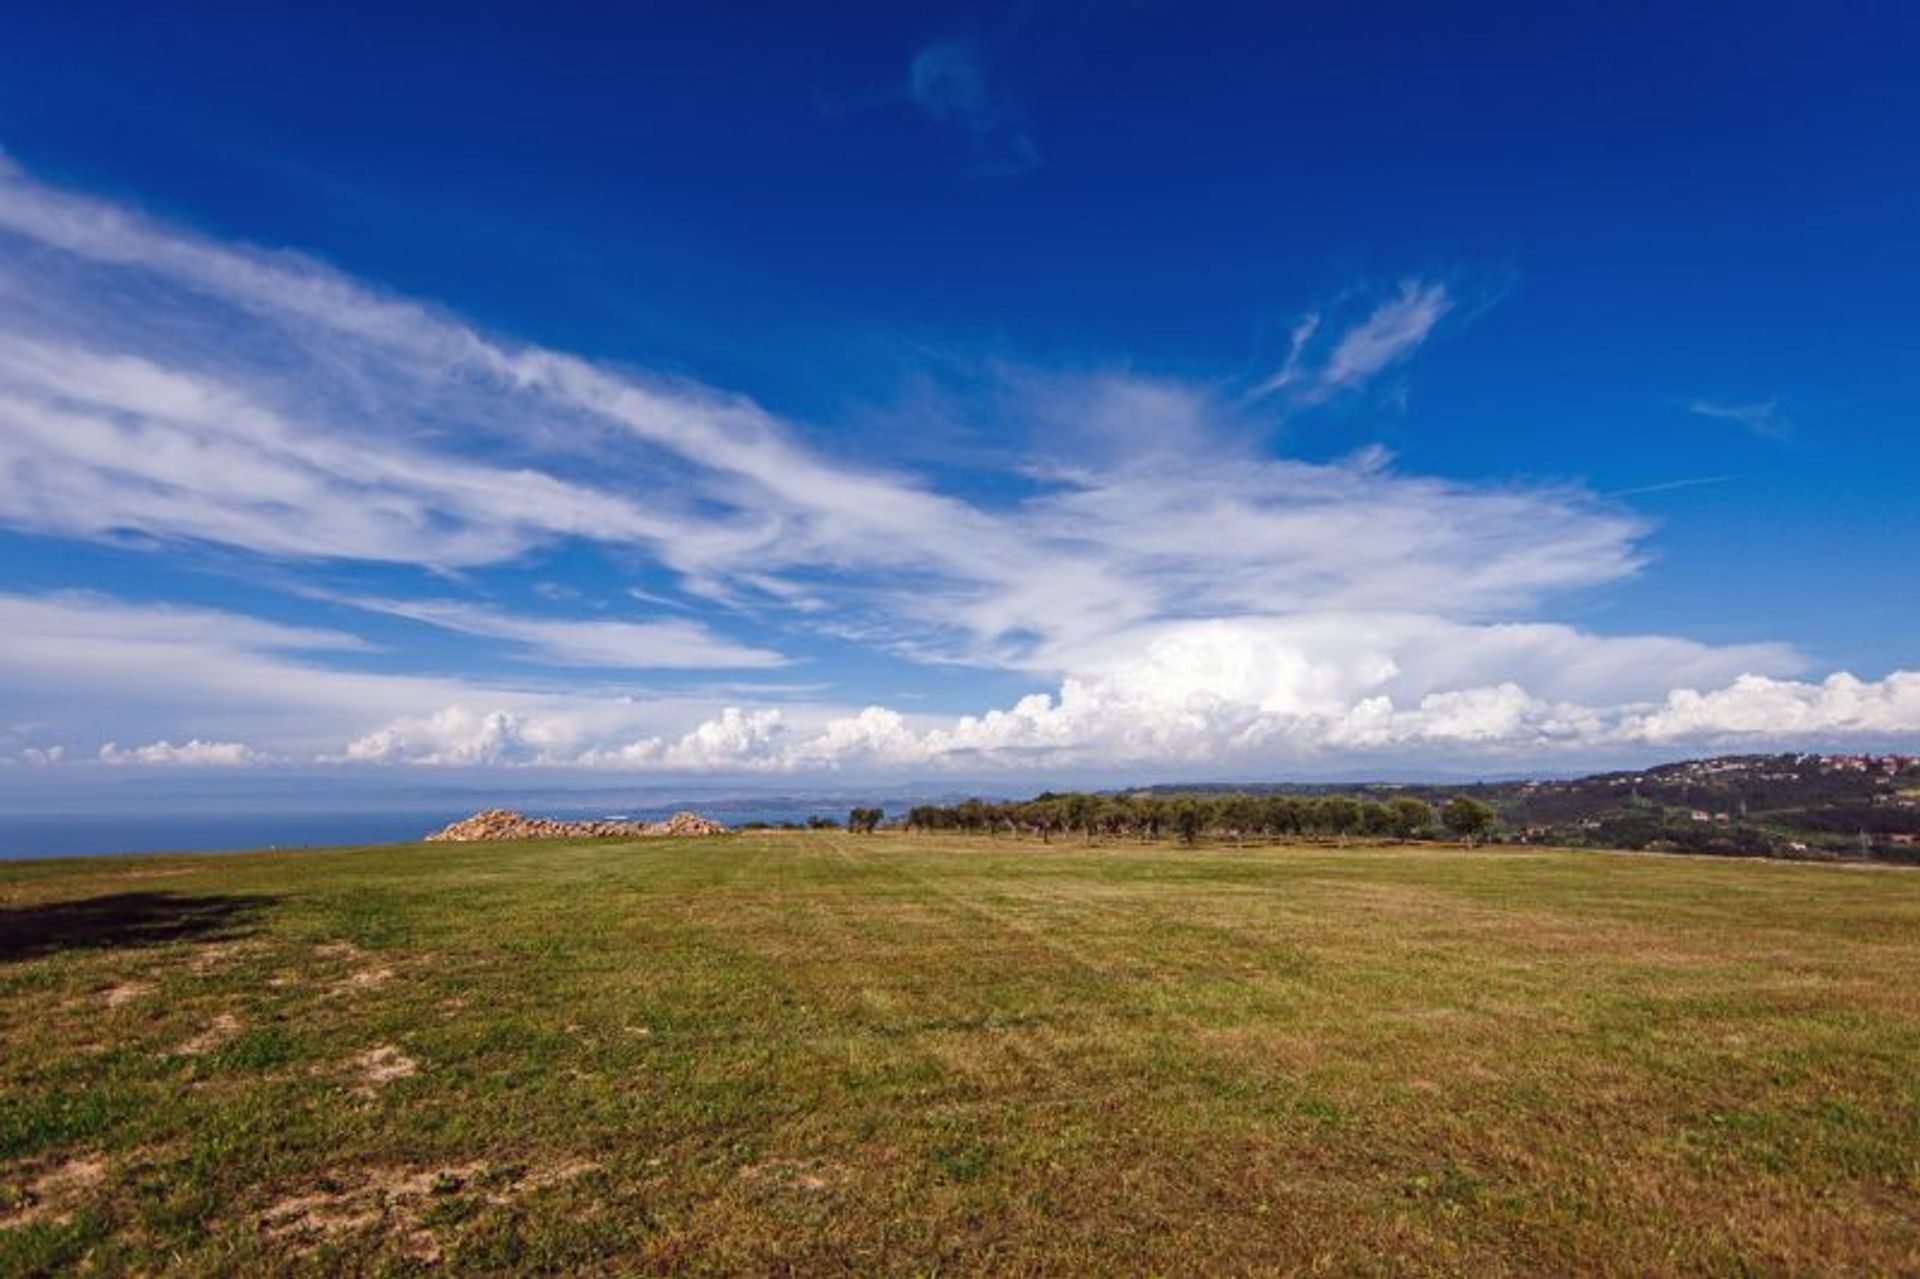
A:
0,158,1914,780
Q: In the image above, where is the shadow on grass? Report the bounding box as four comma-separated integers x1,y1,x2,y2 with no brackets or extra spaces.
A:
0,892,279,962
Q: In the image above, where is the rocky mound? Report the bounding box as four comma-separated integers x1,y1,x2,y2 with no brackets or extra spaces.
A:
425,809,728,842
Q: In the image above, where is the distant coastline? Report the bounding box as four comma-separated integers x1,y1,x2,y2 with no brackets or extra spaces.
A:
0,801,898,860
9,752,1915,863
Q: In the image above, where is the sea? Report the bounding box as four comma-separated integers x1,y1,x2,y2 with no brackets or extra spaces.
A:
0,795,967,861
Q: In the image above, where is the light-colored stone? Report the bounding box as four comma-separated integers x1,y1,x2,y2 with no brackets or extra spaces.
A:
424,809,727,842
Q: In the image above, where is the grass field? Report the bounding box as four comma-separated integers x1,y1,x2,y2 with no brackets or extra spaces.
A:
2,832,1916,1276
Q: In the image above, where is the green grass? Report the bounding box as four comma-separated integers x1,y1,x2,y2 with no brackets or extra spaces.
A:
2,832,1916,1275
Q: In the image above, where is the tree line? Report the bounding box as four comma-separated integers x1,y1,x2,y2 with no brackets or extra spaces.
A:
879,792,1496,845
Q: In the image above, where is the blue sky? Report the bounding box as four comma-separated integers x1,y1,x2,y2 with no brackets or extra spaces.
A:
0,1,1915,788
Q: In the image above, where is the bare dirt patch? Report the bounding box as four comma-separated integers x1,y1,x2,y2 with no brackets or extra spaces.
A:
738,1157,839,1194
175,1012,240,1056
314,941,399,996
344,1044,418,1094
261,1162,486,1247
334,966,394,994
0,1153,109,1229
518,1158,602,1192
259,1187,384,1240
260,1158,599,1258
102,980,155,1008
188,941,257,974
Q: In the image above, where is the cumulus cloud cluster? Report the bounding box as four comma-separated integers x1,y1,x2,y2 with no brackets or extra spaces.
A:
0,159,1912,776
328,620,1912,774
99,739,266,767
1626,673,1920,743
0,591,776,766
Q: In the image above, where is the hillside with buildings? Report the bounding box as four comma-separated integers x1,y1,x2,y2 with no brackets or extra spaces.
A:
1128,754,1920,862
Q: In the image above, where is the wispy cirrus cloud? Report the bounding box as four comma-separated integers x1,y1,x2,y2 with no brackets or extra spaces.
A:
0,164,1634,674
1249,279,1453,404
329,596,788,670
2,159,1912,777
1689,398,1793,441
0,334,690,568
0,591,848,767
1605,475,1735,499
1320,280,1453,391
906,41,1040,177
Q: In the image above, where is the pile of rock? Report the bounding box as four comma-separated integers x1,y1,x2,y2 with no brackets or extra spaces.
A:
425,809,728,842
649,811,730,836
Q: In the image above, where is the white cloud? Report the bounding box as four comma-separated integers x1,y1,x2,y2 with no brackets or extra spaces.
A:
0,592,821,763
787,705,924,769
1624,672,1920,743
0,336,689,568
1251,313,1322,397
779,659,1918,775
99,739,266,767
0,164,1907,780
1320,280,1452,392
332,596,787,670
1689,399,1793,441
331,619,1914,775
353,704,793,770
1251,280,1452,403
0,167,1638,675
6,591,1901,776
342,707,551,766
657,707,788,770
6,589,361,652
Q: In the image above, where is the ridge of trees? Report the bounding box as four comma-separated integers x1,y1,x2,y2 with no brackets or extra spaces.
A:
887,792,1496,844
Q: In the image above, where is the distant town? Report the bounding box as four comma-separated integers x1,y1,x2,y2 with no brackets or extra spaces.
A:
1096,754,1920,863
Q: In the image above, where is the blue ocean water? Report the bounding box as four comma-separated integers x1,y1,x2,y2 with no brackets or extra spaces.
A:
0,811,458,860
0,800,912,861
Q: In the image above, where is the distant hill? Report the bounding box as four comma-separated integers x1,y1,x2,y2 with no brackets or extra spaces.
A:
1127,753,1920,863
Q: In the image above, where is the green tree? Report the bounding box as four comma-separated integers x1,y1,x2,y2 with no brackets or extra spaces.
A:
1170,797,1209,846
1387,797,1434,839
1315,796,1363,842
1133,795,1168,842
1064,792,1101,843
954,797,989,834
1221,794,1263,846
1021,798,1065,843
1441,797,1497,845
1262,795,1305,838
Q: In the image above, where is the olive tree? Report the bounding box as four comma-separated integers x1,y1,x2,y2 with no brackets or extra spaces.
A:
1441,797,1497,845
